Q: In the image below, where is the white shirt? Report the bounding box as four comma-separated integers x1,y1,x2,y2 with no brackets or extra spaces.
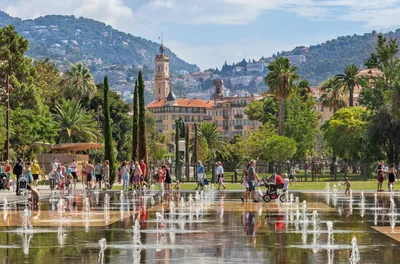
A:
216,165,224,176
70,162,77,173
283,178,290,190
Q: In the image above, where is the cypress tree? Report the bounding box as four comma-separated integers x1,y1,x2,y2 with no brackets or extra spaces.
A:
175,120,180,180
193,122,198,177
138,71,148,174
132,80,138,161
103,76,116,185
185,124,190,180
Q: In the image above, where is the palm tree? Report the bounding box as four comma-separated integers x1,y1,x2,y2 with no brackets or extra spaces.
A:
197,122,228,160
335,64,361,107
53,99,98,143
265,57,299,135
61,63,97,100
319,77,346,181
320,78,346,112
297,80,312,101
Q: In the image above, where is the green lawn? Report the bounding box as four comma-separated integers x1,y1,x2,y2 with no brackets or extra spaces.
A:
111,180,386,191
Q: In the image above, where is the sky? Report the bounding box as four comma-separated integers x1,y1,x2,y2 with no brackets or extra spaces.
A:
2,0,400,70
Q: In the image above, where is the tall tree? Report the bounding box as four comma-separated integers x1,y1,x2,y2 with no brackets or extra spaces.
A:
103,77,116,185
175,120,180,180
132,80,139,161
185,124,190,180
61,63,97,100
264,57,299,135
193,122,198,177
0,25,29,159
335,64,361,107
138,71,148,171
53,99,97,143
320,78,346,112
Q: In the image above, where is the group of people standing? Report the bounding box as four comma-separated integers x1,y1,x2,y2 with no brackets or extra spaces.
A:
0,159,41,195
118,159,148,192
48,158,111,194
376,160,398,192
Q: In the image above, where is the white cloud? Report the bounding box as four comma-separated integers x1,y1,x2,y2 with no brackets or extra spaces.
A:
5,0,133,30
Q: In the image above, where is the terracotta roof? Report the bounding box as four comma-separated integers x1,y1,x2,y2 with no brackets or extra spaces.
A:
146,98,214,108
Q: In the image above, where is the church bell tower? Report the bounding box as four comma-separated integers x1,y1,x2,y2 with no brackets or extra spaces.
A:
154,44,170,99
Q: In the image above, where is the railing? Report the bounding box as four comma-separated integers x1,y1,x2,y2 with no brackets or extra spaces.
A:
234,125,244,129
223,115,229,119
156,120,163,123
203,116,212,120
223,126,229,130
234,114,243,118
231,102,247,107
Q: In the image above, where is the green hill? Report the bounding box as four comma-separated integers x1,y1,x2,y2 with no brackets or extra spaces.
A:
0,11,198,73
273,30,400,85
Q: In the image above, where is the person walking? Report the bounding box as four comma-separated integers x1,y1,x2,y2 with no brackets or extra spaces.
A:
133,161,142,190
157,165,166,198
242,160,260,203
13,158,23,195
121,161,129,192
86,161,95,190
195,161,204,190
216,161,226,190
129,161,136,191
241,162,251,202
388,164,397,191
4,160,11,189
164,164,172,195
377,160,384,192
94,160,103,190
103,160,110,189
140,159,149,189
69,159,78,188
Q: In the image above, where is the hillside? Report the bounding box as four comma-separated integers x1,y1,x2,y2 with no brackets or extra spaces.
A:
276,31,383,85
220,30,400,86
0,11,198,73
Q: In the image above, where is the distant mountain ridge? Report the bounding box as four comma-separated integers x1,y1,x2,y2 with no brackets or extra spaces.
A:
0,11,198,73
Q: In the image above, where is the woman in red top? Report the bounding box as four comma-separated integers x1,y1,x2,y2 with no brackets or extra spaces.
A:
156,166,166,198
4,160,11,188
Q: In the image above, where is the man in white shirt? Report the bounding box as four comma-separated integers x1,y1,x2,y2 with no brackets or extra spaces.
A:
216,161,226,190
283,174,292,192
69,159,78,188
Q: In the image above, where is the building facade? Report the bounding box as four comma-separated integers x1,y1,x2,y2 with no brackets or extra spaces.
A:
146,46,262,140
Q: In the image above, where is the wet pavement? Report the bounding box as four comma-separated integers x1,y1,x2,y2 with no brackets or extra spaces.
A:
0,187,399,263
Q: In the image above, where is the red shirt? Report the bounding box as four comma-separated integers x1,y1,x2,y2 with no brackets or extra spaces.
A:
4,164,11,174
140,163,146,176
275,175,284,185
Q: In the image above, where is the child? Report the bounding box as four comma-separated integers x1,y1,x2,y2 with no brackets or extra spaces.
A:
59,174,66,195
27,185,40,208
344,177,351,196
174,180,181,190
283,173,292,192
66,174,73,196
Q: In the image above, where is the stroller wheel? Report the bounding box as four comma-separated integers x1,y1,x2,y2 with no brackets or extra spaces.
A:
279,193,286,203
263,195,271,202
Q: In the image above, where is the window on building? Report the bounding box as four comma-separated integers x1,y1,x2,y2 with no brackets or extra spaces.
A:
320,117,324,124
320,105,324,112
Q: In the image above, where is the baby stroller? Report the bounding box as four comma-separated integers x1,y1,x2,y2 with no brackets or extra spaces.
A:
0,173,9,191
261,177,286,202
18,175,28,196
